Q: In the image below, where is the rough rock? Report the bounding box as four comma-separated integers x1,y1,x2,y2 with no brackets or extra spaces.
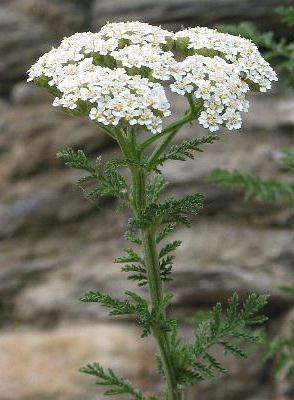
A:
0,323,275,400
0,324,155,400
0,7,53,94
0,2,87,94
3,0,88,33
91,0,294,31
10,82,53,105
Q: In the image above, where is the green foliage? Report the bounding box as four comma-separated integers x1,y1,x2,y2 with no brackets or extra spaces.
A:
159,255,174,283
264,321,294,381
115,248,144,264
118,240,180,286
80,291,135,316
276,6,294,26
126,291,176,338
211,149,294,201
156,194,204,226
147,175,168,203
159,241,182,259
157,330,201,384
217,7,294,85
115,248,148,287
157,135,220,165
131,193,204,229
263,285,294,381
189,293,268,378
80,363,148,399
156,223,177,243
57,148,93,171
157,240,181,283
122,263,148,287
123,190,203,287
157,293,268,386
81,289,176,338
124,229,142,245
209,168,294,203
279,286,294,295
281,149,294,172
57,148,128,201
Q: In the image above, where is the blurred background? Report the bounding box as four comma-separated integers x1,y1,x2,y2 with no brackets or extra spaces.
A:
0,1,294,399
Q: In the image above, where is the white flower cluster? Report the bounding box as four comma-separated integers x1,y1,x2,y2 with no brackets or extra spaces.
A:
171,55,249,131
98,21,174,47
87,71,171,133
175,27,278,92
111,44,177,80
28,21,277,133
51,58,170,132
27,32,119,82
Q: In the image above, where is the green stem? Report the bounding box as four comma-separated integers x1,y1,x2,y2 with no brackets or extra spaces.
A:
146,119,190,171
146,100,203,170
141,229,163,311
141,112,192,152
131,167,182,400
147,127,180,171
115,127,183,399
141,96,203,154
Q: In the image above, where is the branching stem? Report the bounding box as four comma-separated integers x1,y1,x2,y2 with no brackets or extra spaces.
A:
132,167,182,400
111,104,203,399
147,101,203,170
116,126,184,400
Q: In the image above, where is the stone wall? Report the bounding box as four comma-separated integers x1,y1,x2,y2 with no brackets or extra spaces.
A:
0,1,293,400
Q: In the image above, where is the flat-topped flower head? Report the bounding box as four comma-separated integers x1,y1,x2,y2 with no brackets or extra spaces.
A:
52,63,171,133
170,55,250,131
28,21,277,133
175,27,278,92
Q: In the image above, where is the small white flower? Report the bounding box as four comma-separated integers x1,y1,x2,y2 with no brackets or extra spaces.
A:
199,111,223,132
204,99,224,115
222,110,243,130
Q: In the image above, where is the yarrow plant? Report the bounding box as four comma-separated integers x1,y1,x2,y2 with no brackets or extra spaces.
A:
28,21,277,400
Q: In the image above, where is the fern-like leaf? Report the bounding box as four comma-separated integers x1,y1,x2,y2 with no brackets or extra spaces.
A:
159,241,182,258
80,363,146,399
209,168,294,203
131,193,204,229
80,291,135,316
167,293,268,385
156,223,177,243
146,175,168,203
157,135,220,165
57,149,129,201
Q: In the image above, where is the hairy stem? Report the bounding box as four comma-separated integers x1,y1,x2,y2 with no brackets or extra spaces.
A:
115,126,183,399
131,166,182,400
